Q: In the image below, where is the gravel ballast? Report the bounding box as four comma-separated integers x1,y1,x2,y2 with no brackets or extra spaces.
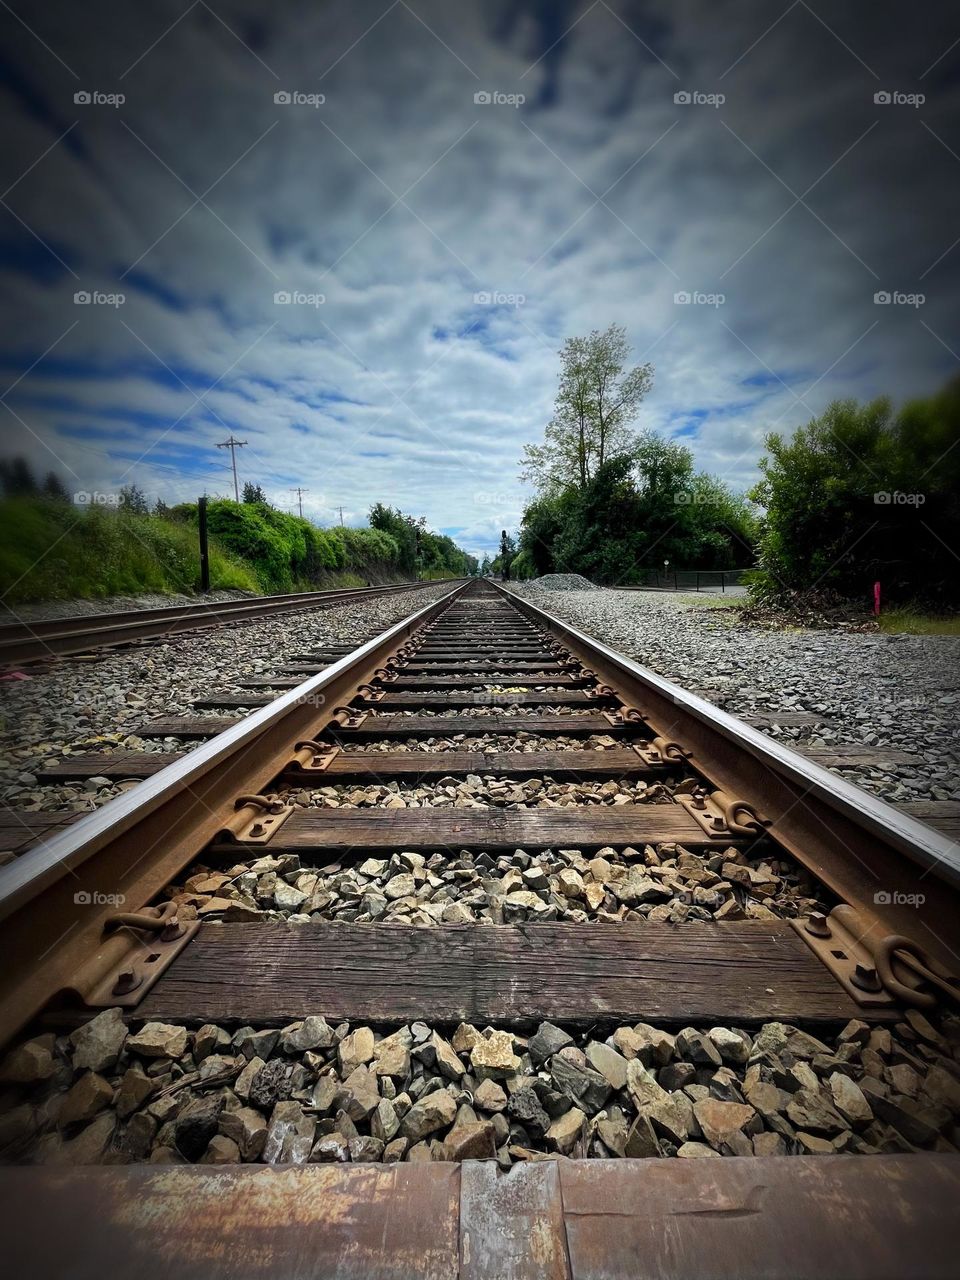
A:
160,838,827,927
0,584,453,814
3,1006,958,1166
507,586,960,805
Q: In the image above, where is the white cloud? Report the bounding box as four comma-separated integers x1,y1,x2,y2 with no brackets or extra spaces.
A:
2,0,958,557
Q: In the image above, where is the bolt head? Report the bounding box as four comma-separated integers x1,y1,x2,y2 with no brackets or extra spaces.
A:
805,912,832,938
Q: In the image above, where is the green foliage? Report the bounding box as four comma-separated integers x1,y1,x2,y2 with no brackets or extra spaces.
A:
0,482,477,603
510,549,537,579
42,472,71,501
242,481,266,503
0,498,259,603
0,456,40,497
521,324,654,492
750,379,960,604
369,503,418,575
370,502,475,577
518,438,756,585
119,483,149,515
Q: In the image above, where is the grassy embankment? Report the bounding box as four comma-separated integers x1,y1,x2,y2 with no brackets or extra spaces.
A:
0,498,454,604
0,499,258,604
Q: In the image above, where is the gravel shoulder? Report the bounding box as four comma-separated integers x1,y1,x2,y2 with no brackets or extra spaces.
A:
507,585,960,805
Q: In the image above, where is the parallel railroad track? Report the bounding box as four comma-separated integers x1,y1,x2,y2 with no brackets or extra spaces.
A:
0,579,447,666
1,578,958,1277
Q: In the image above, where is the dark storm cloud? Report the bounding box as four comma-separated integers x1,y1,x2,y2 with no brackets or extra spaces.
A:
0,0,957,555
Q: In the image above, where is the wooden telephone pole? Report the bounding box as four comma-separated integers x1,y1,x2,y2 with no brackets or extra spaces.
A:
216,436,247,502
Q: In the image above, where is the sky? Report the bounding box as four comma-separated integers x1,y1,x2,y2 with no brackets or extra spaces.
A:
1,0,958,560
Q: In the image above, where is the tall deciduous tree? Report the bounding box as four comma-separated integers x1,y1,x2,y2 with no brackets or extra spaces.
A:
521,324,653,492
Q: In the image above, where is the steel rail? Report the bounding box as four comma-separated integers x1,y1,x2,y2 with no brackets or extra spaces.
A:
0,580,458,665
0,580,471,1043
3,577,957,1038
499,584,960,972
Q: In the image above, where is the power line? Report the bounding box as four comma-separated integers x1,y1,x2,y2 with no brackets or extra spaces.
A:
216,435,247,502
290,486,308,518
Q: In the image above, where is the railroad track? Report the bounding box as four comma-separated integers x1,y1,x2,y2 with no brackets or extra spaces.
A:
0,578,958,1277
0,579,446,666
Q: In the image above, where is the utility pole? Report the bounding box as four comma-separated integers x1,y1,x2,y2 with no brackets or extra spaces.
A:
290,486,308,518
338,505,343,526
216,436,247,502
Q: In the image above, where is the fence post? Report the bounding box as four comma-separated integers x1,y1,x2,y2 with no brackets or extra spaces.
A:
721,572,726,594
198,496,210,592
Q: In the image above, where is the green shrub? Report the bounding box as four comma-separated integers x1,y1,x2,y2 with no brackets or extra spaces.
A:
0,494,475,604
0,498,259,603
510,549,537,579
750,379,960,604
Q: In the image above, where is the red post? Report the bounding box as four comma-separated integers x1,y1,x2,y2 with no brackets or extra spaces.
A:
873,581,881,616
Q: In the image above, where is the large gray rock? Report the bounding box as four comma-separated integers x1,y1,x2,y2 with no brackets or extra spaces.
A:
219,1106,267,1160
58,1072,114,1128
399,1089,457,1141
585,1041,629,1090
0,1037,57,1084
126,1022,189,1060
550,1056,612,1112
528,1022,574,1065
263,1101,315,1164
280,1016,334,1054
69,1008,128,1072
829,1073,873,1129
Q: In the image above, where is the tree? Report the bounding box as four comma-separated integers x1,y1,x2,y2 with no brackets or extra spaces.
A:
370,503,417,576
521,324,654,492
119,484,149,515
42,471,70,501
517,430,757,586
479,554,491,576
242,481,267,504
750,382,960,604
0,456,39,496
519,492,569,575
154,498,169,517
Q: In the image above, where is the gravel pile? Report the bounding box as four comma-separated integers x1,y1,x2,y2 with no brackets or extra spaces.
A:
161,840,826,926
0,585,452,814
527,574,599,591
4,1006,958,1166
507,587,960,805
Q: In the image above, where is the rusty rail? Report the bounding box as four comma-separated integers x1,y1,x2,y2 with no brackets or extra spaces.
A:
0,581,472,1042
498,583,960,977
